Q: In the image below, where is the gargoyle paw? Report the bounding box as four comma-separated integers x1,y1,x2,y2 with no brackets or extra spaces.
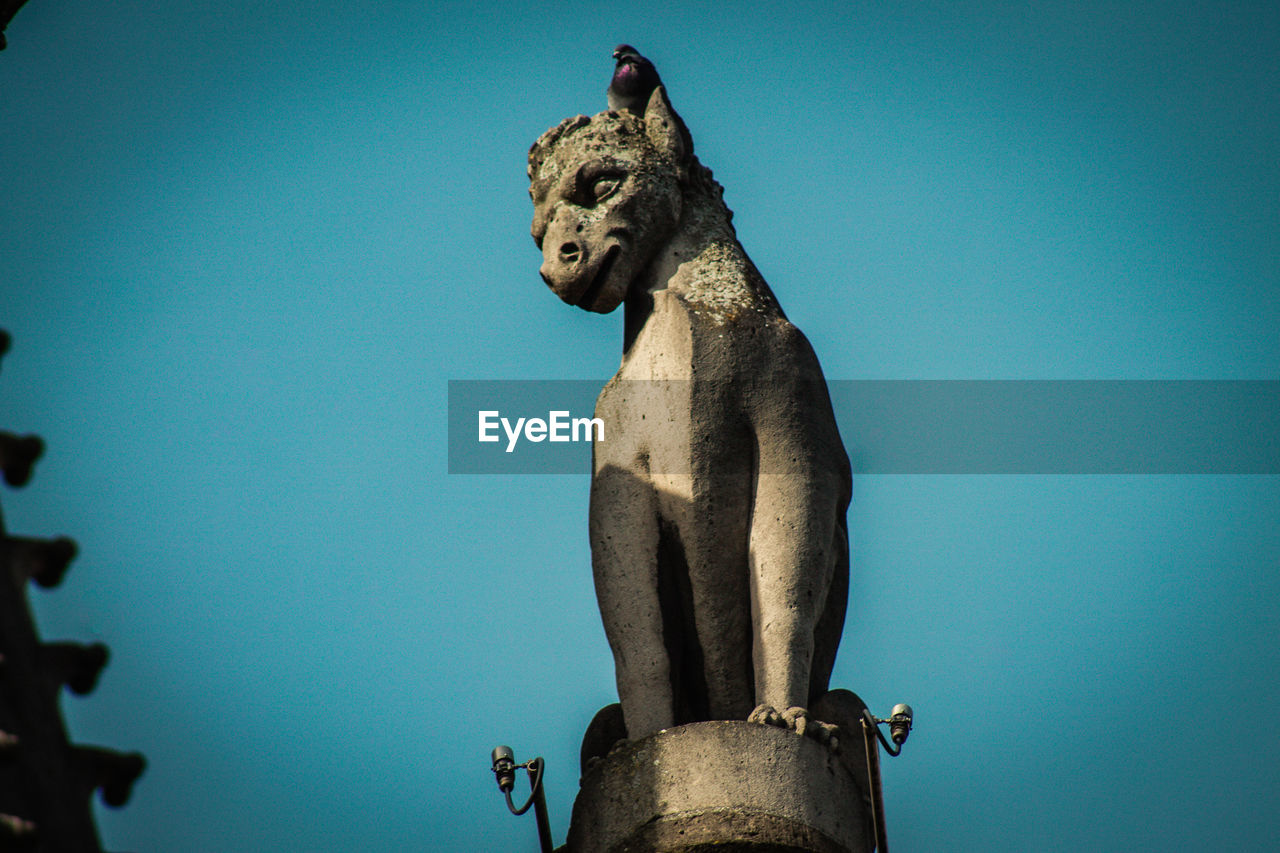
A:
749,705,840,752
783,707,842,753
748,704,786,727
781,706,810,736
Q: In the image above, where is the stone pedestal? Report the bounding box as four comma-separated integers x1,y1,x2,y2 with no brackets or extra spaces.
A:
564,721,875,853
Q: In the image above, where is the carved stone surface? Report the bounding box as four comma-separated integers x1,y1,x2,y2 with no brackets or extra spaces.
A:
529,57,852,746
564,720,874,853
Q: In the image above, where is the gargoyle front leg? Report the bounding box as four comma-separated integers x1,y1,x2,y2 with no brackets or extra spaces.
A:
747,465,844,742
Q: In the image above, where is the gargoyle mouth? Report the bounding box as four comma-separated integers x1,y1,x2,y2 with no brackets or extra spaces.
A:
575,244,622,310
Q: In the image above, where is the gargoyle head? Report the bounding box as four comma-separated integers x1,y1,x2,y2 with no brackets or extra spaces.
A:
528,87,690,313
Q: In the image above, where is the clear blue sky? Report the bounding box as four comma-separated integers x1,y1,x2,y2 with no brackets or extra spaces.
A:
2,1,1277,850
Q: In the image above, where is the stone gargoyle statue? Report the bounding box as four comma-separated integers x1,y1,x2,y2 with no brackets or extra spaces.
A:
528,47,854,760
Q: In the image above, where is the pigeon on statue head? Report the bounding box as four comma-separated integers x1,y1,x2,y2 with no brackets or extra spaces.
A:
607,44,663,114
606,44,694,158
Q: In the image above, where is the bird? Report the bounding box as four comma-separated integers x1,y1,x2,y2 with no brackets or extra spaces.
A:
607,45,663,114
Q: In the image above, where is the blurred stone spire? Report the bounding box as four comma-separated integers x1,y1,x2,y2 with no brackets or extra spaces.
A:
0,329,145,852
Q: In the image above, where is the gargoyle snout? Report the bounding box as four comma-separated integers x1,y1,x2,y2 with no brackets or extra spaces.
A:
558,242,582,264
539,241,588,287
539,215,591,293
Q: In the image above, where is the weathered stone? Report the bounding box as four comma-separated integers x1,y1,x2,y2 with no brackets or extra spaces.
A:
529,67,852,744
564,721,874,853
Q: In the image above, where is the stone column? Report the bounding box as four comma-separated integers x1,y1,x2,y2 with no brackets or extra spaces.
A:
565,721,877,853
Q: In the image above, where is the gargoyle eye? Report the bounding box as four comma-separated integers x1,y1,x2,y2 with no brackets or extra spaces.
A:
591,176,621,203
573,166,625,207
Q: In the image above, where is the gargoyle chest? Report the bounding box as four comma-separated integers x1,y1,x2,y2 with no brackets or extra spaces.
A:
593,292,759,486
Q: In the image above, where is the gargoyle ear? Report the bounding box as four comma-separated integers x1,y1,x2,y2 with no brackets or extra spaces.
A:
643,86,692,174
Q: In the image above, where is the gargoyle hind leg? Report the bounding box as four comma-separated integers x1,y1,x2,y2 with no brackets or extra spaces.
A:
590,464,674,739
669,473,755,722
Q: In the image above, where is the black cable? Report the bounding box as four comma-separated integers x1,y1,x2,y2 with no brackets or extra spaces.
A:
862,708,902,757
860,713,888,853
500,757,552,852
504,757,544,815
